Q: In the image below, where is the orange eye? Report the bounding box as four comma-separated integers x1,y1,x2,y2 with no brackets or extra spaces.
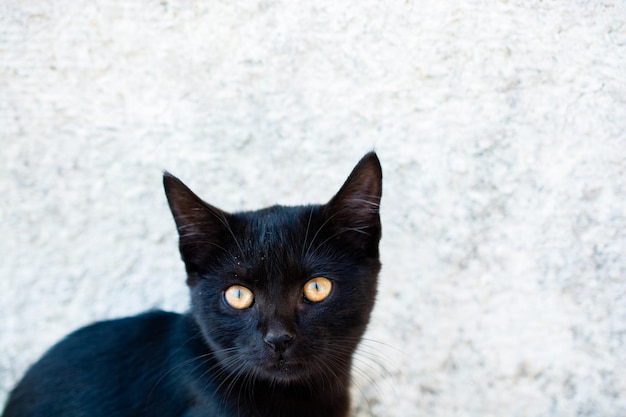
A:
303,277,333,302
224,285,254,309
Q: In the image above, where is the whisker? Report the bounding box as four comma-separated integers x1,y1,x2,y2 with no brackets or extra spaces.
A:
301,207,315,258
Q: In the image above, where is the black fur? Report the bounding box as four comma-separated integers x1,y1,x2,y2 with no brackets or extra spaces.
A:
3,153,383,417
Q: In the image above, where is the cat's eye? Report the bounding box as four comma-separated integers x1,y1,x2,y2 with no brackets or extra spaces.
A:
224,285,254,309
303,277,333,302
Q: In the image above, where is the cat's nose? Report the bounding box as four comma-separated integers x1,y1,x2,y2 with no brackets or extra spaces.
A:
264,331,294,352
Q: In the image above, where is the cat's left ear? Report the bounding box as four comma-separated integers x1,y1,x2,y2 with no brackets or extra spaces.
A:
324,152,382,253
163,172,231,277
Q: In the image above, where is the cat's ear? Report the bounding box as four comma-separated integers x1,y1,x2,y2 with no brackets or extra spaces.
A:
163,172,231,277
324,152,382,253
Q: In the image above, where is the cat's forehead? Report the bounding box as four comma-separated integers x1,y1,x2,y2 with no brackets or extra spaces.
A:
219,205,323,284
234,204,319,246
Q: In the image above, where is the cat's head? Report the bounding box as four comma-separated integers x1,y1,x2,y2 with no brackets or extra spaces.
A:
163,153,382,385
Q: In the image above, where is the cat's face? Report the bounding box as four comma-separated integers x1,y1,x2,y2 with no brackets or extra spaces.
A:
164,153,382,385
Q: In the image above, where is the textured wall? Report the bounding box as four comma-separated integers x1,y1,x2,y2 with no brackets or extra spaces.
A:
1,1,625,416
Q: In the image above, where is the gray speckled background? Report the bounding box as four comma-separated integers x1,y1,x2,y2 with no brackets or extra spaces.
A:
1,1,625,416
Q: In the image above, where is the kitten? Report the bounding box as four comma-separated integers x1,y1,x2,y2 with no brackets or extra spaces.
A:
2,152,382,417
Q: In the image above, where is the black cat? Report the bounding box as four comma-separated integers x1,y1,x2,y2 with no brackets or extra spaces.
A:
2,152,383,417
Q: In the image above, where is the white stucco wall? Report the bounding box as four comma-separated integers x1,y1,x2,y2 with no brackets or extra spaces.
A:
1,1,625,415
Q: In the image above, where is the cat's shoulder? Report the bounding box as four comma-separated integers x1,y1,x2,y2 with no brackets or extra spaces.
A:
43,310,194,361
71,309,184,337
6,311,201,416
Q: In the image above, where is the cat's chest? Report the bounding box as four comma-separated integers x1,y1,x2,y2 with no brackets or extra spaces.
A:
182,379,349,417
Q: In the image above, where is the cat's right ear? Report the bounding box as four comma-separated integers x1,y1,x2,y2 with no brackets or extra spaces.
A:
163,172,230,278
324,152,383,256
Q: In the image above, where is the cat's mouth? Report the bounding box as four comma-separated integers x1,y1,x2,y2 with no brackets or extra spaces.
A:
259,359,307,383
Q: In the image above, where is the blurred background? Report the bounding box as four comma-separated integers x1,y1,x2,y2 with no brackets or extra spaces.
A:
1,1,625,416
